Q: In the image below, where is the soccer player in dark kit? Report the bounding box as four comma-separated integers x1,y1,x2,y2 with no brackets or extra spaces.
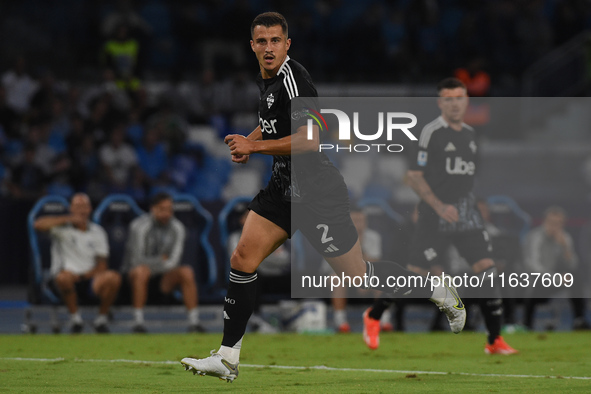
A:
181,13,466,382
363,78,518,355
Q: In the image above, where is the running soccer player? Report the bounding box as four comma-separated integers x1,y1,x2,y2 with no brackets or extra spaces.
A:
181,13,466,382
363,78,518,355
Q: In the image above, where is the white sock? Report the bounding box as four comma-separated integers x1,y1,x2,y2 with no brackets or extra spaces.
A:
334,309,347,326
94,314,108,326
218,337,242,364
70,312,82,324
381,309,392,325
187,308,199,325
134,308,144,324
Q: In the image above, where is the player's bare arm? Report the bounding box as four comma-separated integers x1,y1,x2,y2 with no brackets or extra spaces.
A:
406,169,458,223
225,124,319,157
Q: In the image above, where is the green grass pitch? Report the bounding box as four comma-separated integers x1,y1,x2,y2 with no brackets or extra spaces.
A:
1,332,590,392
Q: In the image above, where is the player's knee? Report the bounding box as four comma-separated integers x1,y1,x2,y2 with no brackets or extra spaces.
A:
230,248,256,272
54,271,75,288
106,270,122,288
129,265,151,282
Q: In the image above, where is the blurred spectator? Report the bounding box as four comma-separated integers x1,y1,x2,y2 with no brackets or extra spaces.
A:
455,58,491,97
126,107,146,147
70,134,101,198
1,56,38,115
29,70,59,120
186,69,225,124
0,86,19,139
103,24,141,92
136,126,169,192
523,206,589,330
84,92,125,145
6,142,46,201
27,119,59,176
146,100,187,155
99,123,139,192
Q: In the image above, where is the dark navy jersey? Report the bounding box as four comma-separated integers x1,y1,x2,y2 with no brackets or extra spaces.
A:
410,116,483,232
410,116,479,203
255,56,339,202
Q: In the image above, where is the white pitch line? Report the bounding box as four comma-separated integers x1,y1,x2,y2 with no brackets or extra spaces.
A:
1,357,590,380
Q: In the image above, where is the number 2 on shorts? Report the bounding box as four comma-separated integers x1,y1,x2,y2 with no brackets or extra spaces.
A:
316,224,334,244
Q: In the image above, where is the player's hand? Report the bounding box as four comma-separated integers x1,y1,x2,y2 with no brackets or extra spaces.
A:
225,134,255,156
231,154,250,164
438,204,459,223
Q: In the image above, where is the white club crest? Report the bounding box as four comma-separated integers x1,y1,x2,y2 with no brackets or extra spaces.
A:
267,93,275,109
469,141,477,153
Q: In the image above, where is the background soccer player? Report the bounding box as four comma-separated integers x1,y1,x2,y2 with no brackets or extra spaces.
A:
181,12,466,382
363,78,518,355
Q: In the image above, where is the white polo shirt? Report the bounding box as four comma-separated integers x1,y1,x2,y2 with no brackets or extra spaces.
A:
50,222,109,276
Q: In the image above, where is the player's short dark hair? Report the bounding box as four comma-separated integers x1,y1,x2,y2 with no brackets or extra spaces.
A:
251,12,288,38
437,77,467,93
150,192,172,207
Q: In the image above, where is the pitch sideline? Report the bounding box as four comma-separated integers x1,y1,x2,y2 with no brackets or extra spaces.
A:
1,357,590,380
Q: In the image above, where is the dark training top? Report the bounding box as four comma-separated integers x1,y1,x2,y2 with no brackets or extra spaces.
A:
255,56,339,203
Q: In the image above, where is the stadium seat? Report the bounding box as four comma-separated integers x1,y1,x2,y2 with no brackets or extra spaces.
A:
92,194,145,272
24,195,70,333
218,196,252,282
486,195,532,241
172,194,220,300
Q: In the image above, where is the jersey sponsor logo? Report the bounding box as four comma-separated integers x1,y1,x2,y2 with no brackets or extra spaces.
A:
444,142,456,152
223,311,230,320
417,151,428,166
260,117,278,134
445,157,475,175
225,297,235,304
267,93,275,109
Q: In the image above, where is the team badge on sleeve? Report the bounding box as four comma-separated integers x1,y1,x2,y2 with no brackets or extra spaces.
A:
418,151,428,166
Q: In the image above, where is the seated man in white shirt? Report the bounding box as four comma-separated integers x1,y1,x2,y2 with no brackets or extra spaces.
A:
34,193,122,333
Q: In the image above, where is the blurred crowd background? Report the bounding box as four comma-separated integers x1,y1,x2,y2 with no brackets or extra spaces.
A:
1,0,591,288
